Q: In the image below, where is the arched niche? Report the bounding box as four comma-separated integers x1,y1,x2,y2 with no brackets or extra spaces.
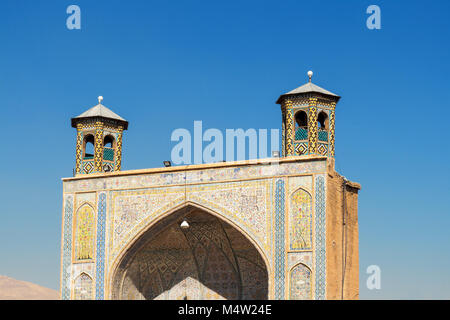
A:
289,263,312,300
110,205,269,300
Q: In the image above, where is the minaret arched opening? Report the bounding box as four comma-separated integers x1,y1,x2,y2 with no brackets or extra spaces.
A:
104,135,115,148
103,135,115,163
317,111,329,142
317,111,329,130
294,110,308,141
83,134,95,160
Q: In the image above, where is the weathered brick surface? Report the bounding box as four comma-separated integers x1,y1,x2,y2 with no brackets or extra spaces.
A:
326,159,360,299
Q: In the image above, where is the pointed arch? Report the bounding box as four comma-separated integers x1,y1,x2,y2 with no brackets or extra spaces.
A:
108,202,270,300
83,134,95,159
294,110,308,141
103,134,115,163
73,272,94,300
103,134,115,148
289,263,312,300
317,111,329,130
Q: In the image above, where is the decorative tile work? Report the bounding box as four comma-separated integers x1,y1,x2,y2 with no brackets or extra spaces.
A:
279,94,338,158
102,162,113,172
95,192,107,299
290,96,310,107
109,180,272,265
294,142,308,155
75,192,96,206
109,188,185,261
316,97,338,108
295,127,308,140
72,262,95,280
318,130,328,142
288,176,312,194
75,120,124,175
75,125,83,174
188,180,271,247
274,179,285,299
329,109,335,157
308,102,318,154
281,120,285,157
289,263,311,300
94,121,104,172
64,161,327,193
314,175,326,299
318,143,328,156
115,127,123,171
103,148,114,161
285,100,294,156
73,273,94,300
61,195,74,300
289,189,312,250
63,160,331,300
75,204,95,260
71,261,95,299
287,252,312,269
115,211,268,300
83,160,94,174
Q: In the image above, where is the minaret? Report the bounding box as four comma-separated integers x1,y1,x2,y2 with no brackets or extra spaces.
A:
276,71,340,158
71,96,128,175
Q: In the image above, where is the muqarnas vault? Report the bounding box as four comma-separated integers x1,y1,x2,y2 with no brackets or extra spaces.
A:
60,74,361,300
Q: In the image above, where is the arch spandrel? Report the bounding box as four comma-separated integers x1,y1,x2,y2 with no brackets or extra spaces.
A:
107,180,272,271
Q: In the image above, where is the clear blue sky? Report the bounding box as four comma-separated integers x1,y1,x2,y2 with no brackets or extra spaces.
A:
0,0,449,299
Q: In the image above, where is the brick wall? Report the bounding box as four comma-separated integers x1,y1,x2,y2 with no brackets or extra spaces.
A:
326,159,360,299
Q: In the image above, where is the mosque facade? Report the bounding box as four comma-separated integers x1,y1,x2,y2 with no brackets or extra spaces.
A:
60,76,360,300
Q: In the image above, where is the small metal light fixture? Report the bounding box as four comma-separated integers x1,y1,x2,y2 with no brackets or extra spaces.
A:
163,160,172,167
272,151,280,158
103,164,111,172
180,219,189,229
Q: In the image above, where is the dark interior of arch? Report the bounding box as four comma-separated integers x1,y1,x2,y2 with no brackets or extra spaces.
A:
104,135,114,148
295,110,308,128
317,111,328,129
112,206,268,300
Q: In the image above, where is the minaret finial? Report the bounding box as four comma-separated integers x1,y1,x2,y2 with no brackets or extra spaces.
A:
307,70,313,82
98,96,103,104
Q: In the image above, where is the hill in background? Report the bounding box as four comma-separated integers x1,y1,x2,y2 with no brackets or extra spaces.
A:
0,275,59,300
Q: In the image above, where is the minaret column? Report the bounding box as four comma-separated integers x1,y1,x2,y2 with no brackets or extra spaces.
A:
75,123,83,174
281,113,286,157
285,99,294,156
94,120,104,172
308,97,318,155
329,102,336,157
114,126,124,171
